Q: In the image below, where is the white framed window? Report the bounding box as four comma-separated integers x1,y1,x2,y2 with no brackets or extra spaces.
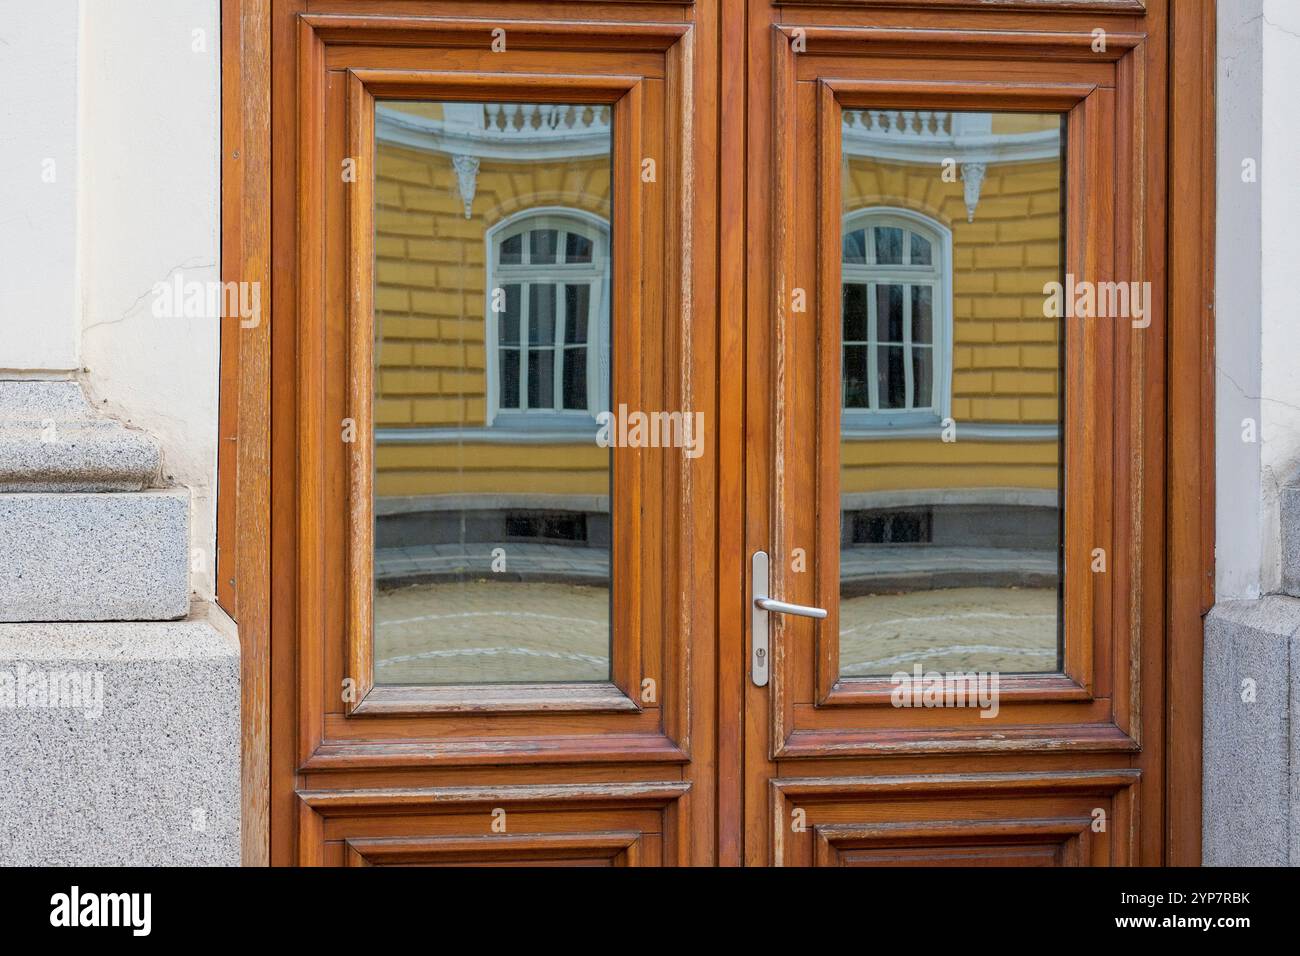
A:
841,207,953,431
485,208,610,430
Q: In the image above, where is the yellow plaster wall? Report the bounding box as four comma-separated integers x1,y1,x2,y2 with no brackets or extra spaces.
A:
373,134,1063,501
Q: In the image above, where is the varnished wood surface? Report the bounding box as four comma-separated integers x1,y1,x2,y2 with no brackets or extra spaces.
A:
219,0,1211,865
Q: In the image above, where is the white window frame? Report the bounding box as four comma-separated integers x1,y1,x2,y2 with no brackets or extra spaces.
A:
841,206,953,432
484,208,611,431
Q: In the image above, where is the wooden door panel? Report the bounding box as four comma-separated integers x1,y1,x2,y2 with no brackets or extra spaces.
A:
772,770,1138,867
298,781,689,866
272,0,718,864
768,20,1150,759
299,11,696,764
743,0,1169,866
256,0,1196,866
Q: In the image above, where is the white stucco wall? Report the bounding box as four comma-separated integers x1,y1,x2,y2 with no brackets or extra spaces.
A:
0,0,221,600
78,0,221,599
1215,0,1300,600
0,0,82,371
1215,0,1264,600
1255,0,1300,597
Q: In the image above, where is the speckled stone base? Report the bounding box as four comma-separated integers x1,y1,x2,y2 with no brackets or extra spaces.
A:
1203,597,1300,866
0,609,240,866
0,489,190,622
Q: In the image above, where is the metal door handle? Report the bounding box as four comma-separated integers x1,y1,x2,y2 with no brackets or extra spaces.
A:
751,550,827,687
753,597,828,619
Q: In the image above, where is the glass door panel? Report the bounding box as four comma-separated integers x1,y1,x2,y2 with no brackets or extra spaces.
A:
371,100,613,685
837,111,1066,680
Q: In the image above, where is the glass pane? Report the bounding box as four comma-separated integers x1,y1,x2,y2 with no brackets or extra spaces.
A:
373,99,612,685
877,345,905,408
499,233,523,265
565,285,590,343
529,228,558,264
875,284,904,343
499,284,521,344
562,348,588,409
844,228,867,264
843,345,869,408
840,109,1065,679
527,349,555,409
912,285,933,344
910,232,932,266
843,283,868,342
912,345,933,408
499,349,520,408
565,232,593,263
874,226,903,264
529,284,556,345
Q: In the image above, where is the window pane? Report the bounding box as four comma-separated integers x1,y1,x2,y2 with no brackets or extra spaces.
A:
529,228,558,264
563,348,588,409
843,345,870,408
373,99,612,686
843,283,868,342
877,345,906,408
499,349,520,408
874,226,903,264
528,349,555,409
565,232,593,263
499,284,521,344
529,284,556,345
912,285,933,344
499,233,523,265
910,232,932,266
565,285,590,343
840,109,1064,679
844,228,867,264
875,284,904,343
912,344,933,408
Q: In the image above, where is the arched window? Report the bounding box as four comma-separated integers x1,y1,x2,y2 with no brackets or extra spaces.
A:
841,207,952,429
485,209,610,428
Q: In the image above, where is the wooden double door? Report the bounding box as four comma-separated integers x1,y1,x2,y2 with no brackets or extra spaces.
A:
263,0,1207,865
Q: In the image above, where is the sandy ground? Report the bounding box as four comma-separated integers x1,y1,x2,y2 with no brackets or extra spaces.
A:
375,581,1058,684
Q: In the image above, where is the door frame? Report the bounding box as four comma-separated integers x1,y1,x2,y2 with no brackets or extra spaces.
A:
218,0,1214,866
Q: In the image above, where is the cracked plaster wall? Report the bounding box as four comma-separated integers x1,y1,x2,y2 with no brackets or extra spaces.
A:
78,1,221,599
1217,0,1300,600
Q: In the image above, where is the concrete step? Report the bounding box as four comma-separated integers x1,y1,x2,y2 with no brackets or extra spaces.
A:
0,489,189,622
0,379,161,492
1282,482,1300,597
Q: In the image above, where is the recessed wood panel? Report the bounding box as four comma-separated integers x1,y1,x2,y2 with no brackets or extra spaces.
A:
345,832,645,866
772,771,1139,866
298,781,689,866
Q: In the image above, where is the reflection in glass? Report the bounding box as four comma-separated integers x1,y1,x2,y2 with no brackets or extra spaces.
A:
838,110,1065,677
372,101,612,685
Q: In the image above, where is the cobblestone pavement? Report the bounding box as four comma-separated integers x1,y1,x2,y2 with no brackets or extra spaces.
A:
375,580,1057,684
375,580,610,684
839,586,1059,675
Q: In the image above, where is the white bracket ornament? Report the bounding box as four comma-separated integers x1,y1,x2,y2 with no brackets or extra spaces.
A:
452,154,480,220
960,161,986,223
